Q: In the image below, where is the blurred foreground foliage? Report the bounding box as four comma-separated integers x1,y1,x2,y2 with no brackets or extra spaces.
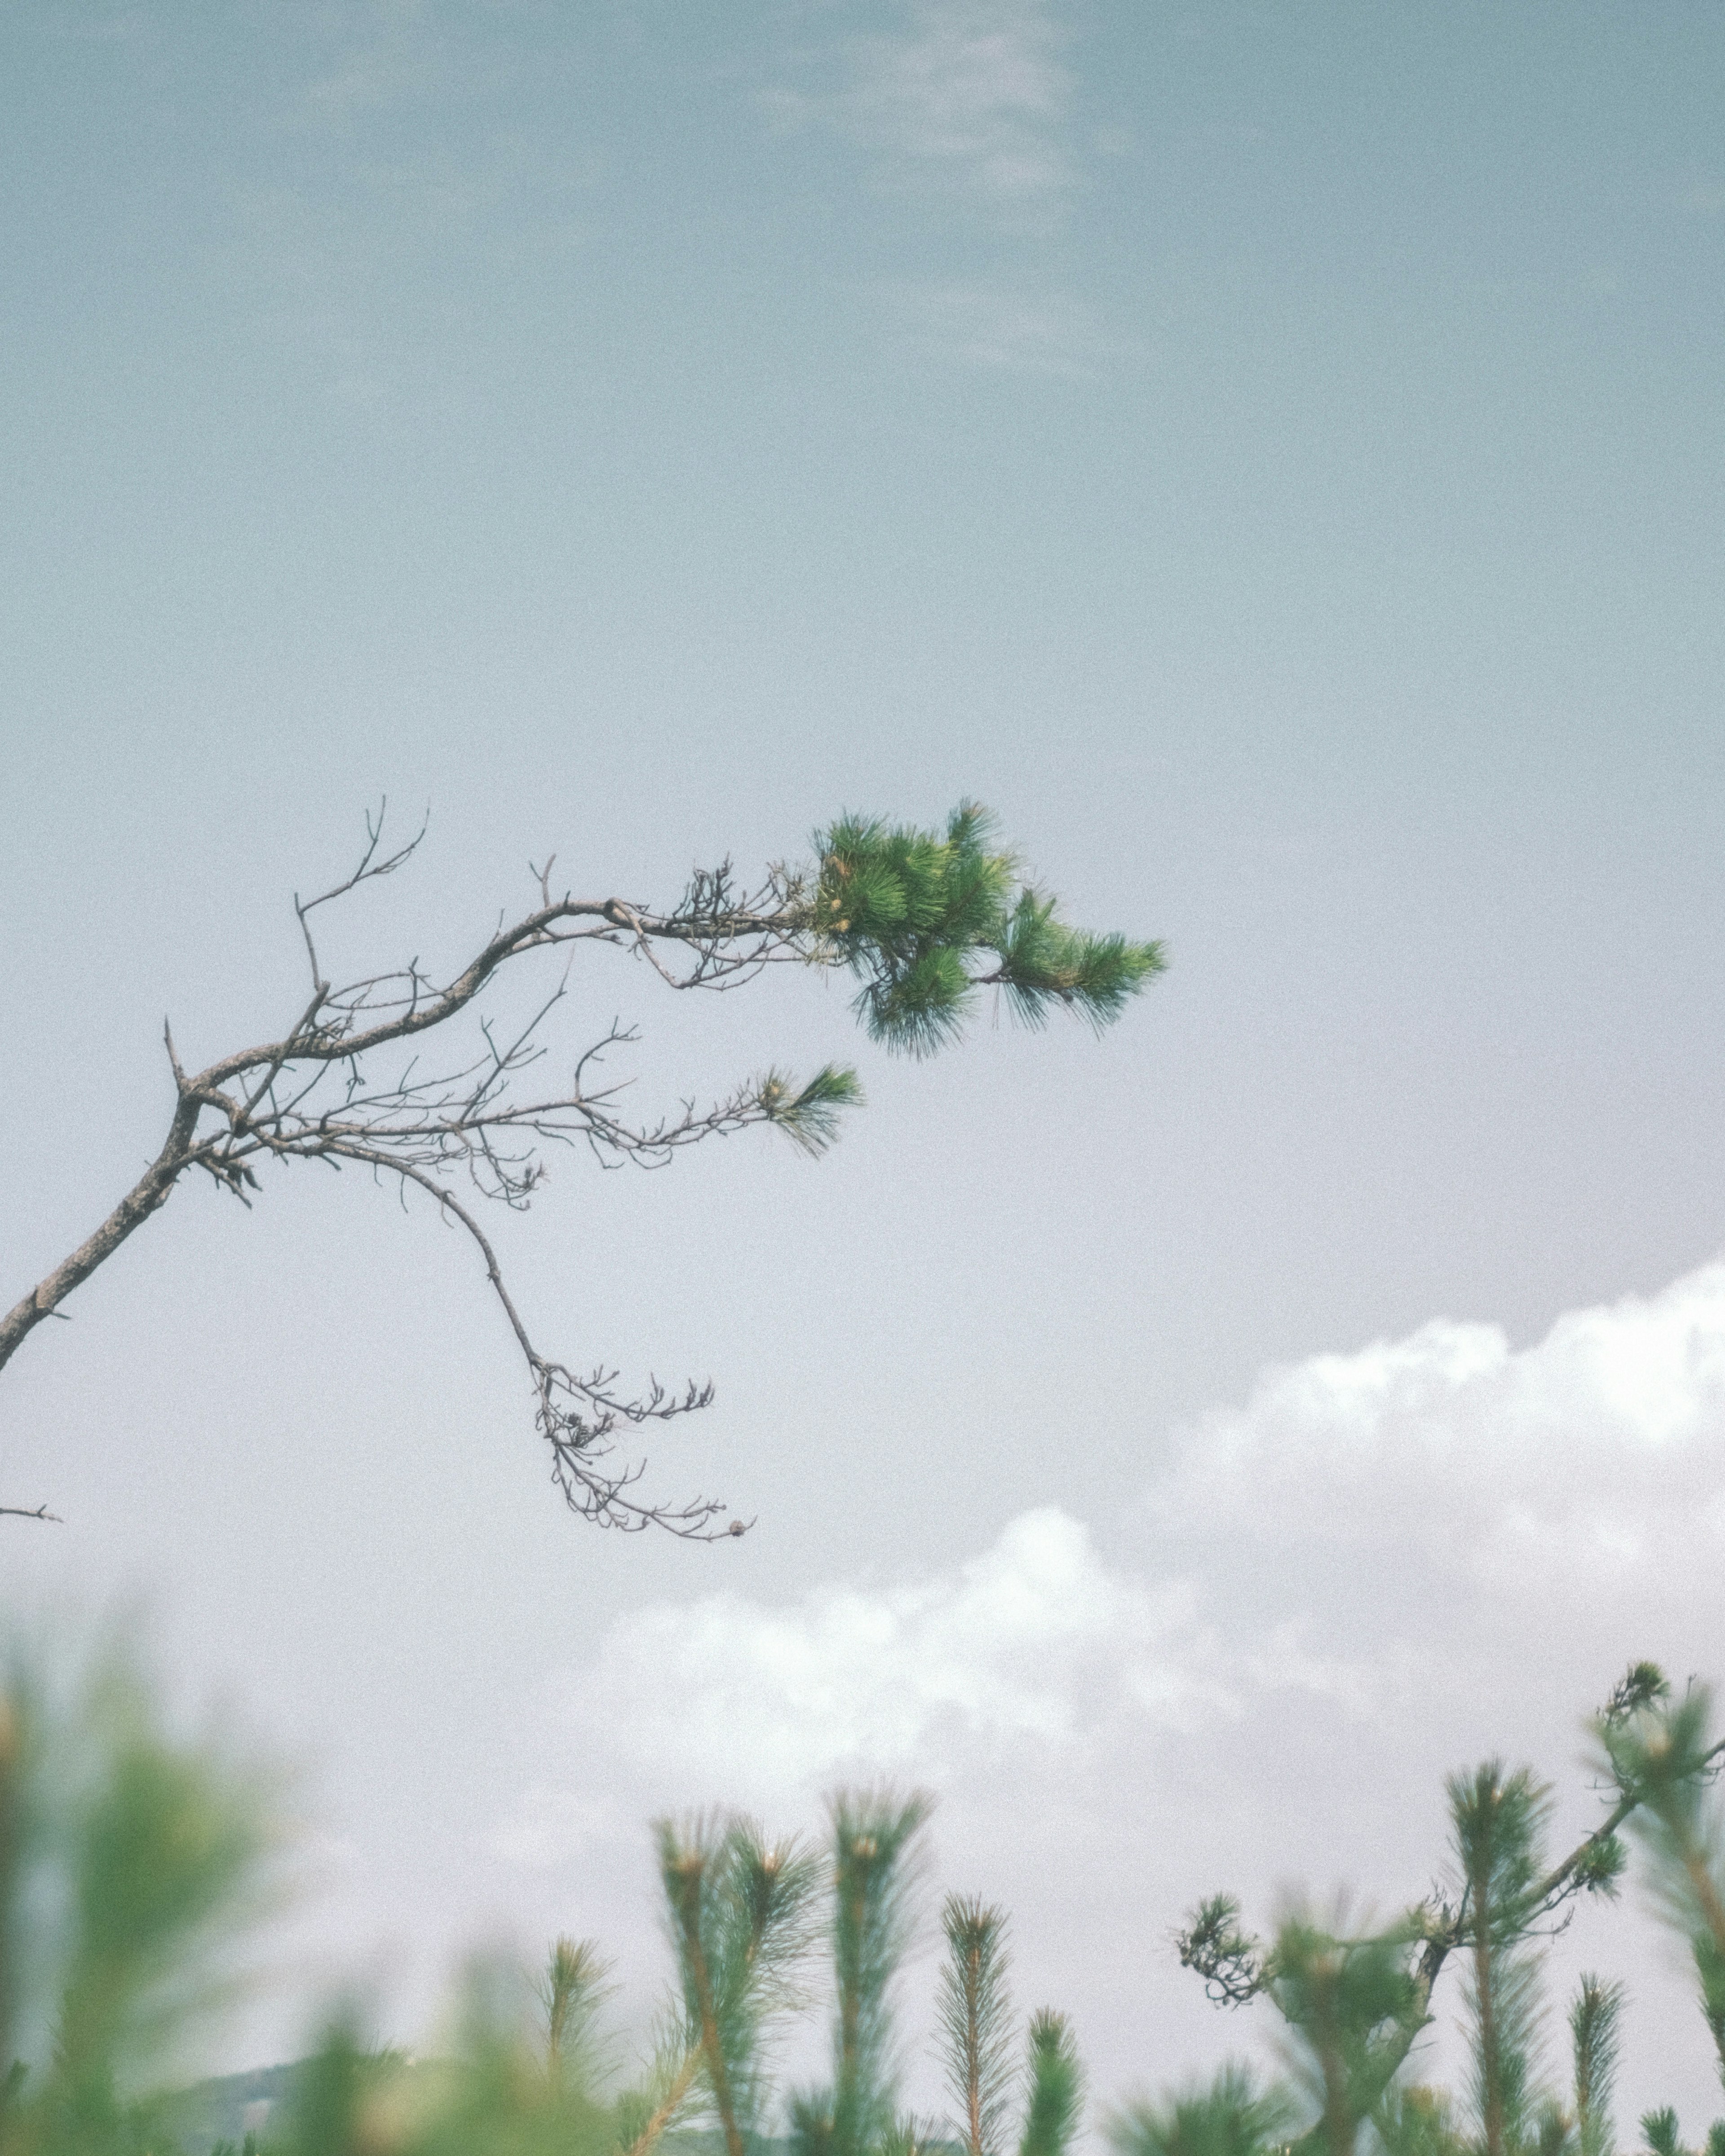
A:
4,1645,1725,2156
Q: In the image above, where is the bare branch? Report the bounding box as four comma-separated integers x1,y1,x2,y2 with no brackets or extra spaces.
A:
0,809,840,1533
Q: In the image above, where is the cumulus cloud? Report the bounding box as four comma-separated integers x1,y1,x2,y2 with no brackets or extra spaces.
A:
546,1510,1218,1814
1150,1262,1725,1634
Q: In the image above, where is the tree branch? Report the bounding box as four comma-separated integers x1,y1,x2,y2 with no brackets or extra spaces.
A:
3,803,1162,1530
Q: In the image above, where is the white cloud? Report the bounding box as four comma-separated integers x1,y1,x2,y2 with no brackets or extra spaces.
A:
549,1509,1222,1814
1150,1261,1725,1608
537,1263,1725,1828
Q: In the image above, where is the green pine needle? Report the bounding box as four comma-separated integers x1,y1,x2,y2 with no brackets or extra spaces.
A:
1448,1763,1552,2156
809,804,1163,1058
937,1895,1015,2156
1571,1974,1623,2156
760,1065,865,1155
1019,2010,1085,2156
1106,2064,1294,2156
827,1788,934,2156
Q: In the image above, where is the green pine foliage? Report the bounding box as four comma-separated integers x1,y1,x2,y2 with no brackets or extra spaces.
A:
1595,1684,1725,2090
817,1789,933,2156
0,1638,278,2156
541,1938,615,2094
935,1898,1014,2156
1448,1763,1552,2156
1268,1913,1420,2156
1018,2012,1084,2156
1170,1664,1725,2156
1374,2083,1469,2156
643,1814,821,2156
808,805,1166,1060
756,1066,867,1159
738,800,1163,1159
1570,1976,1623,2156
1106,2064,1294,2156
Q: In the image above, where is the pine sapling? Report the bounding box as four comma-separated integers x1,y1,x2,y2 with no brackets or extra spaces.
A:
1106,2062,1293,2156
1597,1683,1725,2090
1570,1975,1623,2156
1449,1763,1551,2156
821,1789,933,2156
1019,2010,1085,2156
937,1896,1014,2156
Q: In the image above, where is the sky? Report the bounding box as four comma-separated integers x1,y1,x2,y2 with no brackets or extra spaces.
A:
2,0,1725,2130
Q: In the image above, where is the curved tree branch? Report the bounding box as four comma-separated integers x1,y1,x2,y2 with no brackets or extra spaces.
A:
2,802,1163,1532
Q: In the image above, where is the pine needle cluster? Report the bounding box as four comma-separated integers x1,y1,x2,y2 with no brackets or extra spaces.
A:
936,1899,1014,2156
630,1813,821,2156
808,804,1166,1060
1569,1977,1623,2156
1448,1763,1552,2156
790,1789,933,2156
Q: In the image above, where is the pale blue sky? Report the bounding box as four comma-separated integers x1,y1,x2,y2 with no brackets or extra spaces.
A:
4,0,1725,2122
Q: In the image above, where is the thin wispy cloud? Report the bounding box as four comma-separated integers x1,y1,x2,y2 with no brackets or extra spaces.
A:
853,0,1075,204
770,0,1079,217
765,6,1128,376
882,278,1134,375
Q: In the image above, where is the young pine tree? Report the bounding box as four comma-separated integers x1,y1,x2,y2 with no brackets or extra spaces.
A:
1570,1976,1623,2156
1019,2012,1085,2156
790,1790,933,2156
637,1814,820,2156
936,1898,1014,2156
1596,1680,1725,2093
933,1901,1085,2156
1449,1763,1552,2156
